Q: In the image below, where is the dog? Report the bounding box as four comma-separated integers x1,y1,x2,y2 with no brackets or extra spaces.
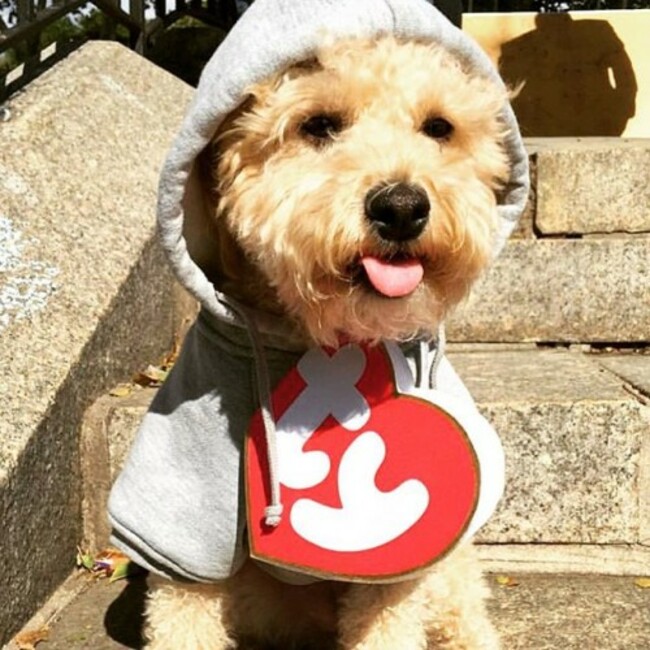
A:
138,33,515,650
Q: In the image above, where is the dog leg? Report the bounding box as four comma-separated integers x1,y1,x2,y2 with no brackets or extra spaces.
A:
420,545,501,650
337,544,499,650
227,561,339,649
144,576,235,650
338,580,429,650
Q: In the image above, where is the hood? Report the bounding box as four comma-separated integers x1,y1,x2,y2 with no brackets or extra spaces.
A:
157,0,530,337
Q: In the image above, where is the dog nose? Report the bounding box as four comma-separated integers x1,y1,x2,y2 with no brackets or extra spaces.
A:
364,183,430,242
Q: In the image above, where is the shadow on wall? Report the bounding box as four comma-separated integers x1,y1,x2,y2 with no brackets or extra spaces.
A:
498,13,638,136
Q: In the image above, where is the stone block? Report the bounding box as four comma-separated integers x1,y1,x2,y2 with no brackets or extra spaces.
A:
448,237,650,343
448,349,648,545
594,355,650,546
81,388,156,551
87,349,649,559
529,138,650,234
465,11,650,139
0,42,193,645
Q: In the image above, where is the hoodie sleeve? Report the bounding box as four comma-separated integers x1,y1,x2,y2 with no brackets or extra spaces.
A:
108,318,255,582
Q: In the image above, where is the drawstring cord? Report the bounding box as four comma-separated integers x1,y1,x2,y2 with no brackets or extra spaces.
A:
221,293,446,529
219,296,284,527
417,324,446,390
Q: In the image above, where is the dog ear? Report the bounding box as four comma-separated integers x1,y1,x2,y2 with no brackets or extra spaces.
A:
192,140,248,289
179,141,221,285
194,137,278,311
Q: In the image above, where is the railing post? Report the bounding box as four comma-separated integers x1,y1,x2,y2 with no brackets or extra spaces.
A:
129,0,146,54
16,0,36,22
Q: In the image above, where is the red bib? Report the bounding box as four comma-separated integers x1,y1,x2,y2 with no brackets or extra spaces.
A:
246,342,502,582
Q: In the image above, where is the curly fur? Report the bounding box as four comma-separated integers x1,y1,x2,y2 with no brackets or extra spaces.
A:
204,35,510,345
146,545,499,650
145,35,510,649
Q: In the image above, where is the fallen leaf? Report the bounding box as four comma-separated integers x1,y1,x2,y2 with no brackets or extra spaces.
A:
108,558,134,583
14,627,49,650
133,364,168,387
94,548,134,581
76,547,136,581
495,575,519,587
162,336,181,368
76,546,95,571
109,383,133,397
634,577,650,589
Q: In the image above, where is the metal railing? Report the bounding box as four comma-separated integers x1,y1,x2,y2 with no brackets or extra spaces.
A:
1,0,647,102
467,0,643,9
0,0,239,101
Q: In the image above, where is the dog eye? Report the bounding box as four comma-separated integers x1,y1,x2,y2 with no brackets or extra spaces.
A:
421,116,454,140
300,113,343,142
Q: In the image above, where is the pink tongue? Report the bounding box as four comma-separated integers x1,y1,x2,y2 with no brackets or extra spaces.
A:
360,256,424,298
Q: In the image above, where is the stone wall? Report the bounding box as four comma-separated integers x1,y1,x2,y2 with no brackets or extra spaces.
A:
0,42,194,646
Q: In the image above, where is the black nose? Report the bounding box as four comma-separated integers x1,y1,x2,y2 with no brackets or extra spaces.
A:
364,183,430,242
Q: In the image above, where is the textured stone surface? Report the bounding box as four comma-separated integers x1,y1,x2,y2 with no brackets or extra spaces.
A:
0,42,193,646
81,388,157,551
448,350,647,544
530,138,650,234
447,237,650,343
465,11,650,139
489,573,650,650
594,356,650,545
12,572,650,650
596,354,650,398
478,543,650,576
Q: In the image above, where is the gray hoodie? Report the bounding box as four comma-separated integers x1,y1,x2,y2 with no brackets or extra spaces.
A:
108,0,529,585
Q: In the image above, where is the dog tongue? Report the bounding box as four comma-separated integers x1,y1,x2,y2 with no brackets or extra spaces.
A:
360,256,424,298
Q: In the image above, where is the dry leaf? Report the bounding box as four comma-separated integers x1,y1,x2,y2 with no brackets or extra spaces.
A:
76,546,94,570
162,336,181,368
495,575,519,587
93,548,134,581
14,627,49,650
76,547,135,581
634,577,650,589
108,558,133,583
109,383,133,397
131,340,180,389
133,364,168,387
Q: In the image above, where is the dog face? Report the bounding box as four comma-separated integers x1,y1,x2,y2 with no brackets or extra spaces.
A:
206,35,511,345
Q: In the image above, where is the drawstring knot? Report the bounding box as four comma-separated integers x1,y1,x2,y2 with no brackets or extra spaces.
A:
264,503,284,527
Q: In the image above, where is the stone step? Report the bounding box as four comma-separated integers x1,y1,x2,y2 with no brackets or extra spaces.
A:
81,347,650,576
451,348,650,573
448,236,650,343
449,137,650,344
6,571,649,649
530,138,650,236
0,42,194,647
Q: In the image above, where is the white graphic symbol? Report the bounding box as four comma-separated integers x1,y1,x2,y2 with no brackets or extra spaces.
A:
277,346,370,489
276,344,429,552
291,431,429,551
